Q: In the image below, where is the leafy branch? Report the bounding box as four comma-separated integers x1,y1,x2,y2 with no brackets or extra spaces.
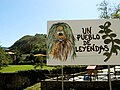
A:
99,21,120,62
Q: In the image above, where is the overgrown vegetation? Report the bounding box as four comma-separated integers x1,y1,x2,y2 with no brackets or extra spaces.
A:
0,47,12,69
7,34,47,68
9,34,47,54
97,0,120,19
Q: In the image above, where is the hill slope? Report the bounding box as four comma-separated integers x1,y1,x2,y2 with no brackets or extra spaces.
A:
9,34,47,54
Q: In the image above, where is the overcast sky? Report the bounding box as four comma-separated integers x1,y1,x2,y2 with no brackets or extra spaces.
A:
0,0,119,47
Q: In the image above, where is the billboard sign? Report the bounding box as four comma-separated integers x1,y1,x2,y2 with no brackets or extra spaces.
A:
47,19,120,65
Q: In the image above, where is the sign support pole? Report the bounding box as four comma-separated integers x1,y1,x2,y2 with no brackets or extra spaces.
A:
61,65,64,90
108,65,112,90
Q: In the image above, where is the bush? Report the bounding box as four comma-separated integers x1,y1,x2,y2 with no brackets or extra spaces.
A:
0,47,12,69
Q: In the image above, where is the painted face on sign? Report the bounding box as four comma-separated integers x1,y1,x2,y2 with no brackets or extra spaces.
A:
55,26,66,42
48,23,76,61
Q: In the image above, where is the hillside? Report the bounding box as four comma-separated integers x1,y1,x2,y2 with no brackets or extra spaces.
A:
9,34,47,54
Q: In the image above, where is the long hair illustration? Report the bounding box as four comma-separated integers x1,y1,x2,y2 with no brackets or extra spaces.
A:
48,22,76,61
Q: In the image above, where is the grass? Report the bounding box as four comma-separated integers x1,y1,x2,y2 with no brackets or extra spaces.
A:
0,65,56,73
24,83,41,90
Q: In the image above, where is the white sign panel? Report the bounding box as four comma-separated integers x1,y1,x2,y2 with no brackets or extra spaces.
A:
47,19,120,65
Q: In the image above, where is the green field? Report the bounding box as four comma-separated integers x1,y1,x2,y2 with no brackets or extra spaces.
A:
0,65,55,73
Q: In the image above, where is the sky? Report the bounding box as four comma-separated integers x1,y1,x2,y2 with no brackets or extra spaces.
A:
0,0,119,47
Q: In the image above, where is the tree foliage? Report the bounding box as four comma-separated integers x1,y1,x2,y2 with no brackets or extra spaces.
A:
97,0,120,19
34,56,46,69
0,47,11,69
9,34,47,54
111,4,120,19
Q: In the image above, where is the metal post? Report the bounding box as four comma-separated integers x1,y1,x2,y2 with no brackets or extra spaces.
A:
61,65,64,90
108,65,112,90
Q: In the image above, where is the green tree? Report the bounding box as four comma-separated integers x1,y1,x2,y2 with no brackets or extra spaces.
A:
34,56,45,69
111,4,120,19
15,52,23,64
97,0,120,19
0,47,11,69
29,53,35,63
97,0,111,19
